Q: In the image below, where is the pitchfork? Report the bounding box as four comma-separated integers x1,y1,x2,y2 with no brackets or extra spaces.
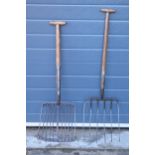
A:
83,9,120,142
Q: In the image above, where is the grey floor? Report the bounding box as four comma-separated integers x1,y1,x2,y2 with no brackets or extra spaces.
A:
26,127,129,155
27,148,129,155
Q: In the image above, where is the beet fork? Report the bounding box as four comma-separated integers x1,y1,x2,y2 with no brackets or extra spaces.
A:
37,21,76,142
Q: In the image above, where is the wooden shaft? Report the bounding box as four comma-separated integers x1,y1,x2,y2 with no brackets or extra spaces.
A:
56,24,61,105
49,21,66,105
100,9,116,99
56,25,60,66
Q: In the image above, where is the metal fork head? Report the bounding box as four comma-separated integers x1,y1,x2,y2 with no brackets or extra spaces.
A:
37,102,76,142
83,97,120,142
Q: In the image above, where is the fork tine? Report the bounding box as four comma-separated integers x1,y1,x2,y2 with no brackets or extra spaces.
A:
95,99,99,140
73,105,76,140
37,103,76,142
103,99,106,143
37,103,44,139
89,99,93,137
116,100,120,142
110,100,113,142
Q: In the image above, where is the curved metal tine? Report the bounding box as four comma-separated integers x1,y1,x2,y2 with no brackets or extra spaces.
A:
73,105,76,140
44,104,49,141
89,98,93,137
59,105,62,142
70,105,74,141
61,106,65,142
110,100,113,142
48,104,51,140
52,104,56,141
68,106,71,141
48,104,52,141
44,103,49,141
69,105,75,141
50,104,54,141
71,105,75,141
82,100,87,140
64,105,67,142
55,105,59,141
116,99,120,142
41,103,47,141
95,99,99,140
62,105,65,142
69,104,75,142
44,104,49,140
58,105,62,142
63,104,68,141
67,105,71,141
61,105,64,142
65,104,70,142
46,104,49,141
63,105,66,142
103,99,106,143
59,105,62,141
37,102,44,139
64,106,67,141
41,103,48,140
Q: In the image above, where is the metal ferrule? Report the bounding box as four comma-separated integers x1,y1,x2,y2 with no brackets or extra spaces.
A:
56,65,61,105
100,71,105,99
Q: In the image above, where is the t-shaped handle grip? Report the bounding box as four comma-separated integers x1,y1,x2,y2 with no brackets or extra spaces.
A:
49,21,66,26
101,8,116,13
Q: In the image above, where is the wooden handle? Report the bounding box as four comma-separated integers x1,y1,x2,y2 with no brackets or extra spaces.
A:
49,21,66,66
100,9,116,99
49,21,66,105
